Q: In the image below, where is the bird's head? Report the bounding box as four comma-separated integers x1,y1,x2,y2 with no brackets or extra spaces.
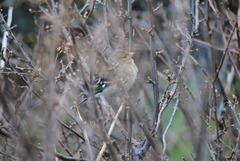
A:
112,50,135,63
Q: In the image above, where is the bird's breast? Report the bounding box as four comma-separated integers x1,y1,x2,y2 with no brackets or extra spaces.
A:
116,60,138,92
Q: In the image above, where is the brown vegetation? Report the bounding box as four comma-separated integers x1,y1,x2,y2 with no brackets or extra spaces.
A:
0,0,240,160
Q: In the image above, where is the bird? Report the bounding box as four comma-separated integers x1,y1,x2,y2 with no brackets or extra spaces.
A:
71,50,138,109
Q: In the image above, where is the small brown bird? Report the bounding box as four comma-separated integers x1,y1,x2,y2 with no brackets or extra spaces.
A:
72,50,138,108
102,50,138,96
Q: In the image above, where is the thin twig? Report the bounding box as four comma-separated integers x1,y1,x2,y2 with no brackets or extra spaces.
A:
56,118,85,141
127,1,133,159
162,97,179,155
213,24,236,82
103,0,110,50
193,38,239,55
77,109,94,161
146,0,159,127
128,0,133,52
79,0,91,14
96,103,124,161
127,108,133,160
194,0,199,30
99,96,138,145
0,150,16,161
189,54,210,80
36,146,90,161
85,0,96,23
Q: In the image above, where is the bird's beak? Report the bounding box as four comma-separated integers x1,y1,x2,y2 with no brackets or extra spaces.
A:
129,51,135,58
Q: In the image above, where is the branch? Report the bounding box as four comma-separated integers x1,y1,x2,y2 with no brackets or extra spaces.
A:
213,24,236,82
0,9,35,68
96,103,124,161
162,97,179,155
1,6,14,68
128,0,133,52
